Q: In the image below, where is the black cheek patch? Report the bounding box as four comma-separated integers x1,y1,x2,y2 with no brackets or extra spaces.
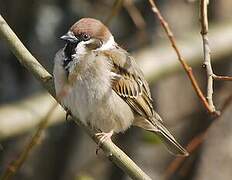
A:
63,42,78,76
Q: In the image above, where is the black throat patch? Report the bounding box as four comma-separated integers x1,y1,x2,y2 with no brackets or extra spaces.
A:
63,42,77,76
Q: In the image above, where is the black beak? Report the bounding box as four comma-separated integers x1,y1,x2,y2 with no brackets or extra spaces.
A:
60,31,79,43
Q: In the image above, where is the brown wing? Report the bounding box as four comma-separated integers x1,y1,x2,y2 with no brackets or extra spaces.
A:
101,47,160,121
101,48,189,156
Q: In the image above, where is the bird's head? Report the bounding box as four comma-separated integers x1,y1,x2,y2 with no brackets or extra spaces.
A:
61,18,115,51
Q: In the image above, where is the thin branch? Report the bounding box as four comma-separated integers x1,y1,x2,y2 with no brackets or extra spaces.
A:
164,91,232,179
164,92,232,179
147,0,219,116
123,0,146,31
164,132,206,179
200,0,216,112
1,102,58,180
200,0,232,112
212,74,232,81
163,2,232,176
0,93,65,140
0,15,152,180
105,0,124,25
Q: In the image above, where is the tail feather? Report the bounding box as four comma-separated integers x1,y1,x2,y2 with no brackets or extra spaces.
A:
134,116,189,156
154,120,189,156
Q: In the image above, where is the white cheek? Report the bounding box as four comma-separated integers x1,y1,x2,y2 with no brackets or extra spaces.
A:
74,39,95,55
96,35,115,50
75,41,86,55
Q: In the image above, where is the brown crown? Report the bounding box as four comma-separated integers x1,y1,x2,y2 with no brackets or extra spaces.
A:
70,18,112,42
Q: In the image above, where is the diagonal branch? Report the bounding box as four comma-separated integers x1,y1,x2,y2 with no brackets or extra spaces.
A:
164,92,232,179
0,15,152,180
164,131,206,179
1,103,58,180
123,0,146,31
105,0,124,25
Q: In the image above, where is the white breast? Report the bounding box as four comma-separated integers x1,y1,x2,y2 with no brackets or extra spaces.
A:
53,49,134,133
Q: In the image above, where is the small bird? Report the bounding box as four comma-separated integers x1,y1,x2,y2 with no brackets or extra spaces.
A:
53,18,188,156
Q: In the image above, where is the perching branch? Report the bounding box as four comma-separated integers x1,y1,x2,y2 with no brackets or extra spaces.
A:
0,15,152,180
147,0,219,116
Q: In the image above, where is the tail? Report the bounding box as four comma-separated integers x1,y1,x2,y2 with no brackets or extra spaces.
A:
154,120,189,156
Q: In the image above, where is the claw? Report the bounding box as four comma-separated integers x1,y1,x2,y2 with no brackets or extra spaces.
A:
95,130,114,154
65,110,72,121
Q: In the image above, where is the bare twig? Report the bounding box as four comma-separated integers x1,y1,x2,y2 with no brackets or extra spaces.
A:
200,0,232,113
123,0,146,31
105,0,124,25
200,0,216,112
0,15,152,180
164,92,232,179
0,93,65,140
212,74,232,81
164,2,232,176
147,0,219,116
164,91,232,179
1,102,58,180
164,132,206,179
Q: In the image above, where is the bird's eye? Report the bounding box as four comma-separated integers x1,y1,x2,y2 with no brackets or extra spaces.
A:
82,34,90,41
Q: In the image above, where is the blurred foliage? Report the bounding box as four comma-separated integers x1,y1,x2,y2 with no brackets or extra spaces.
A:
142,131,162,144
75,173,94,180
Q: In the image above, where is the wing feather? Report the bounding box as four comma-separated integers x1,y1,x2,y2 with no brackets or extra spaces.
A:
101,47,157,121
100,47,188,156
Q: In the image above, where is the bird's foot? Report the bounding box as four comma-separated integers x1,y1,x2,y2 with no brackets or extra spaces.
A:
95,130,113,154
65,110,72,121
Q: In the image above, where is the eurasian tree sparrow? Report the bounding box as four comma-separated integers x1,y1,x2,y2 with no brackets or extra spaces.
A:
53,18,188,156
